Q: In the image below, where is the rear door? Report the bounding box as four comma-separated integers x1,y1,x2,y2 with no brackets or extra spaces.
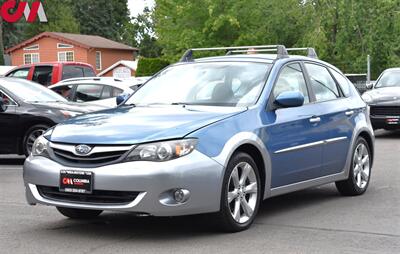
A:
0,89,18,154
73,84,105,102
304,62,354,175
266,62,325,188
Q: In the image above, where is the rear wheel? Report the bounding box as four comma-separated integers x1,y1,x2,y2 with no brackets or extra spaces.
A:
335,137,371,196
23,124,49,156
56,207,103,219
214,152,261,232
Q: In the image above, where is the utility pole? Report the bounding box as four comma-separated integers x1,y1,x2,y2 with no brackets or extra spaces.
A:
367,55,371,84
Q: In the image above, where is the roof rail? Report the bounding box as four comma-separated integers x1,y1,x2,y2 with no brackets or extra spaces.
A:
286,48,318,59
180,45,289,62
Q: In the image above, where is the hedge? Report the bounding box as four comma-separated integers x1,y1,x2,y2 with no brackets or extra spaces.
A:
136,58,170,77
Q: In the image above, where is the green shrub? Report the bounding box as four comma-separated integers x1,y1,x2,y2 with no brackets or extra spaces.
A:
136,58,170,77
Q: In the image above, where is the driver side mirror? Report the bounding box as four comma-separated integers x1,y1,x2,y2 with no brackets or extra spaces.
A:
0,97,7,112
274,91,305,108
366,82,374,90
116,93,130,106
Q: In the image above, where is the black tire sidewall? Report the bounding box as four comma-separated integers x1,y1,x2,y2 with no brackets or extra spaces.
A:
219,152,262,232
23,124,50,156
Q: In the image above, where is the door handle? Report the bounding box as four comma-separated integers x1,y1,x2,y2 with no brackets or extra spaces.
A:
309,116,321,123
345,110,354,116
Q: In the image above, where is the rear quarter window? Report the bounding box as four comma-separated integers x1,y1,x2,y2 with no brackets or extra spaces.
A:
330,69,352,97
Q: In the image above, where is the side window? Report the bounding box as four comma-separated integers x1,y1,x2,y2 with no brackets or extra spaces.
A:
52,85,74,100
83,67,96,77
331,69,352,97
0,90,16,106
305,63,340,102
112,88,123,97
62,65,84,80
75,84,104,102
32,66,53,86
273,63,310,104
7,68,30,79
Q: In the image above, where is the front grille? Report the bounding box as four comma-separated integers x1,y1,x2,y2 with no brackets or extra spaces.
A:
37,186,140,205
370,106,400,116
52,148,127,165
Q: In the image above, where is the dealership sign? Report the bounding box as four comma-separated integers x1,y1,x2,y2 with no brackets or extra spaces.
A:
1,0,47,23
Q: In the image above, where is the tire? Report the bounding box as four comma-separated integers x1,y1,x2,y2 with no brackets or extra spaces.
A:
335,137,372,196
214,152,262,232
56,207,103,219
23,124,50,156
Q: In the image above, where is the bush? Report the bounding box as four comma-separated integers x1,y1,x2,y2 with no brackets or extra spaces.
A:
136,58,170,77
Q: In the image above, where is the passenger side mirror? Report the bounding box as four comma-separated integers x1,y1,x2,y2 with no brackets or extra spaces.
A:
0,97,7,112
116,93,130,106
275,91,304,108
366,82,374,90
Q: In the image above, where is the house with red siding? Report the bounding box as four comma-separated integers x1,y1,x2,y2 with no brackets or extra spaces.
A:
5,32,139,74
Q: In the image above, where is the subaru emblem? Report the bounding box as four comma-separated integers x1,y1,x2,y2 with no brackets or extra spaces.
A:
75,145,92,155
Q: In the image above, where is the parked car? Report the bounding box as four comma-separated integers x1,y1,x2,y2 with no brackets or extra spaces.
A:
362,68,400,130
5,62,96,86
49,77,150,107
24,46,374,232
0,78,105,156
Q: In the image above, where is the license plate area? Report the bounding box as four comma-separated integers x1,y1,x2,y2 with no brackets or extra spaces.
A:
59,170,93,194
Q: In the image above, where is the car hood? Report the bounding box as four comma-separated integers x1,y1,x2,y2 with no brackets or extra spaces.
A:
32,101,109,113
364,87,400,105
49,105,247,145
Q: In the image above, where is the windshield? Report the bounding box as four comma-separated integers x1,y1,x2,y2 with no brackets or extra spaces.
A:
4,79,67,102
125,62,271,107
375,70,400,88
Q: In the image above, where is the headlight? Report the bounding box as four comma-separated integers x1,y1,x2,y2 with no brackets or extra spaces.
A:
60,110,82,118
125,139,197,162
31,135,50,157
362,94,373,104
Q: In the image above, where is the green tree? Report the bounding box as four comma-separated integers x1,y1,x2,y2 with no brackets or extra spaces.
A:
72,0,130,41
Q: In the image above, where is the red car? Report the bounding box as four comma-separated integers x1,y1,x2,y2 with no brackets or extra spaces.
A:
5,62,96,86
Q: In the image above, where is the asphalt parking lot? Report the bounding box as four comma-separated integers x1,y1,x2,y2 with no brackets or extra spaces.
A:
0,130,399,254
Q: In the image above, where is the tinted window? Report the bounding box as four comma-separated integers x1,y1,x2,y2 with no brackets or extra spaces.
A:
8,68,30,79
75,84,104,102
0,90,16,106
273,63,309,103
112,88,123,97
52,85,74,100
305,63,340,102
32,66,53,86
83,67,96,77
62,65,84,80
331,69,352,97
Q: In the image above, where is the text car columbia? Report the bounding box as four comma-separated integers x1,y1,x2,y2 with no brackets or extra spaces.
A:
24,45,374,232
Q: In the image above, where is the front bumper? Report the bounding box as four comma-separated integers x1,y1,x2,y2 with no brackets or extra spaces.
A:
371,115,400,130
23,150,224,216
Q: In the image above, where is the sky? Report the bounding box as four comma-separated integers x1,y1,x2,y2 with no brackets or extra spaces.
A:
128,0,155,17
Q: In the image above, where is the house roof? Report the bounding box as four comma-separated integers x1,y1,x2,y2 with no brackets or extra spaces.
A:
5,32,138,53
97,60,138,77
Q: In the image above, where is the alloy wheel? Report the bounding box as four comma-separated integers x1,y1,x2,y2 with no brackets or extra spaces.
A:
26,128,46,155
353,143,370,189
227,162,258,224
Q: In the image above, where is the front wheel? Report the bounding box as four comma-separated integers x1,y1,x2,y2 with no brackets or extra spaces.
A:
214,152,261,232
56,207,103,219
335,137,372,196
23,124,49,156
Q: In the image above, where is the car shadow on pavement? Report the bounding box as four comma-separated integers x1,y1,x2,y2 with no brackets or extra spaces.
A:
374,130,400,139
0,157,26,166
40,186,341,238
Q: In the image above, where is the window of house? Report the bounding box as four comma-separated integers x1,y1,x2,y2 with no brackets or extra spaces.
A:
58,51,74,62
24,53,40,64
24,44,39,51
96,51,102,70
305,63,341,102
57,43,73,49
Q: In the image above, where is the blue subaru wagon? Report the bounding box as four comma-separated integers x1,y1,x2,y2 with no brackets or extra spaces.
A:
24,45,374,232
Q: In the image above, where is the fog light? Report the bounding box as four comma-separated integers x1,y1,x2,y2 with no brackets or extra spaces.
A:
173,189,190,203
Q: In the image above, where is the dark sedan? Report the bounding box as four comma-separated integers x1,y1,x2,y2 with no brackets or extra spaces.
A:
362,68,400,130
0,78,106,156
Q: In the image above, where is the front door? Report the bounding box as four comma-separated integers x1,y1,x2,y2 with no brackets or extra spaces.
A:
0,90,18,154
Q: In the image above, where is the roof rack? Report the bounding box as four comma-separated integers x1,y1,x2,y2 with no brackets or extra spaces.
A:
180,45,288,62
180,45,318,62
